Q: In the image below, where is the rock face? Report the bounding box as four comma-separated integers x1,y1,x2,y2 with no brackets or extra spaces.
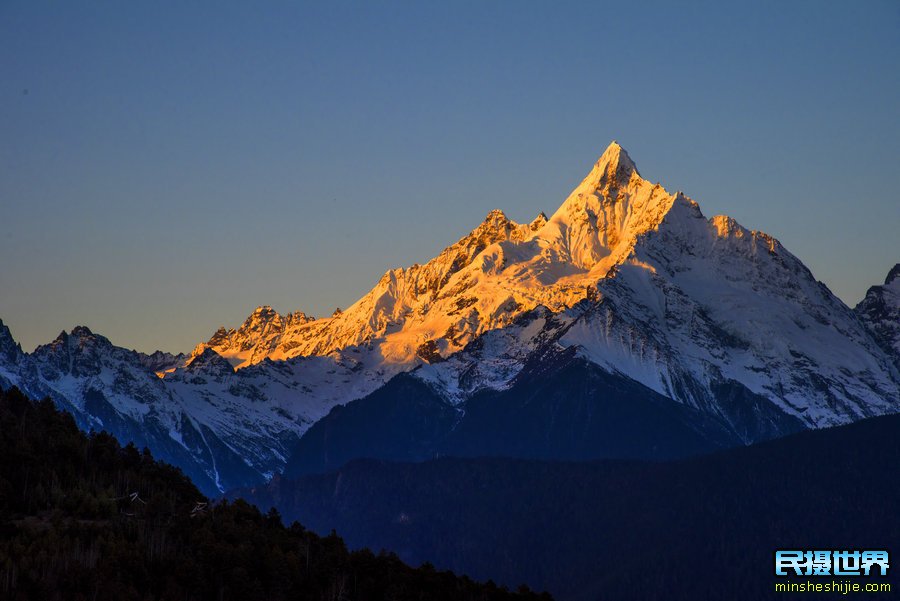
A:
856,264,900,369
192,306,316,369
1,142,898,494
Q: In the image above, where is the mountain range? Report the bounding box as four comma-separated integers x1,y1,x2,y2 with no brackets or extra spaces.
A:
1,142,897,495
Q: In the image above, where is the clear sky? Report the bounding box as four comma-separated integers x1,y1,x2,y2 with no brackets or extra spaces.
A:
1,1,899,354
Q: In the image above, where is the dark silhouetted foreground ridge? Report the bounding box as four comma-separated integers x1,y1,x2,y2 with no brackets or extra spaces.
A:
0,386,550,601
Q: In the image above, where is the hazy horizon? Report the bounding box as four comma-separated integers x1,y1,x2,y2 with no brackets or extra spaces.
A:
2,1,899,354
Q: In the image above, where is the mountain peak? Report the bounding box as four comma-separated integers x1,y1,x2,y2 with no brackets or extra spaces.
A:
529,212,548,231
185,347,234,375
247,306,281,323
0,319,23,365
558,141,642,207
479,209,512,230
885,263,900,286
237,306,284,335
70,325,95,338
207,326,232,347
855,263,900,368
593,140,639,182
540,141,675,270
51,326,100,346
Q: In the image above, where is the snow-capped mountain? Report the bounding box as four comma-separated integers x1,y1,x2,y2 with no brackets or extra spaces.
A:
856,264,900,368
1,142,897,494
419,144,895,432
291,143,898,467
210,142,900,431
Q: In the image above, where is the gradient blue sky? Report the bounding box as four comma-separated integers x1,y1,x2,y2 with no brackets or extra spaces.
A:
2,1,899,354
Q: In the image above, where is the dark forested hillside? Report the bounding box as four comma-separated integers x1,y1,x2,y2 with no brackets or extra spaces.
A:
0,387,549,601
240,414,900,601
284,357,746,480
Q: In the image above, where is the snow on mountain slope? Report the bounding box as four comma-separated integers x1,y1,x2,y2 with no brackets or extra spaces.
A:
856,264,900,368
559,216,897,430
161,343,408,482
